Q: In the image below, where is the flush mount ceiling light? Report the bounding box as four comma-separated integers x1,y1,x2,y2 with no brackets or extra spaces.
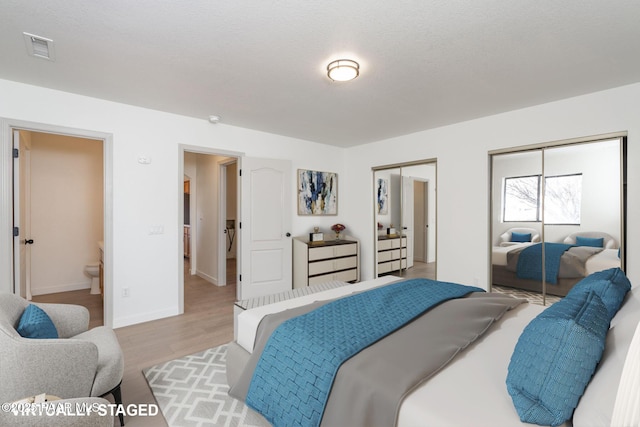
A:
23,32,55,61
327,59,359,82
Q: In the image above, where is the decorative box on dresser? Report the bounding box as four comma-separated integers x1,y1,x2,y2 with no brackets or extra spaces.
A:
293,235,359,289
377,235,407,275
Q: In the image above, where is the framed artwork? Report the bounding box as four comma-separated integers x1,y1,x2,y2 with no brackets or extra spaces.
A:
297,169,338,215
377,178,388,214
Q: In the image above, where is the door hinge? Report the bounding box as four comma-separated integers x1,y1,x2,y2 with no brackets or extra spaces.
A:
13,148,19,159
239,222,242,229
239,169,242,177
239,274,242,282
13,227,19,237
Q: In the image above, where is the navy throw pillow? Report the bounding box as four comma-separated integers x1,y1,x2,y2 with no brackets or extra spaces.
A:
16,304,59,339
506,291,610,427
567,268,631,320
511,232,532,243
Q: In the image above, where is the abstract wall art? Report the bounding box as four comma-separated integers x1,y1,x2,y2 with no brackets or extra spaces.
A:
297,169,338,215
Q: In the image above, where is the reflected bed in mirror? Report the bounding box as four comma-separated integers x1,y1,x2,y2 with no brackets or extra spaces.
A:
492,235,621,296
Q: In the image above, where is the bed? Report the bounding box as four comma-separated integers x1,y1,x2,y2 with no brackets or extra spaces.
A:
226,271,640,427
492,230,621,296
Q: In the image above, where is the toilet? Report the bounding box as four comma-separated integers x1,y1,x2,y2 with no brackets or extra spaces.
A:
85,262,101,295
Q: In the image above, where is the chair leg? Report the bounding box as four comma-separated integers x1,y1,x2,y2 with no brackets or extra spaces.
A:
101,381,124,426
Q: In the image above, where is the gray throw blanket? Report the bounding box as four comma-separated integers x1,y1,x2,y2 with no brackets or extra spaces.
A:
230,292,524,427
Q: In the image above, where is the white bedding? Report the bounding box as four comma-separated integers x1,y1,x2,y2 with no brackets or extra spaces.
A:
491,244,621,273
397,302,546,427
236,275,399,353
235,277,640,427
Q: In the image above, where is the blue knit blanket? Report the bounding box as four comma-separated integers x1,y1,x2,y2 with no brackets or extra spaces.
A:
516,242,574,284
245,278,483,427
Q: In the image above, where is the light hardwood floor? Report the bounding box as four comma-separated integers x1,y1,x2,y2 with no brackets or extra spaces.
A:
32,259,237,427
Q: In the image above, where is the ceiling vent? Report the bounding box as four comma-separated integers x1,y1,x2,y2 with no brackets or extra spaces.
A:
23,32,55,61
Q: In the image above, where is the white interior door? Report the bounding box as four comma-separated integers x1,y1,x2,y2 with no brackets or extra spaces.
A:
13,130,32,299
239,157,292,300
402,176,414,269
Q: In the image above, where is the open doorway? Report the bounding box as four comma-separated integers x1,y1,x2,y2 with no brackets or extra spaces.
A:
180,147,240,314
2,120,113,329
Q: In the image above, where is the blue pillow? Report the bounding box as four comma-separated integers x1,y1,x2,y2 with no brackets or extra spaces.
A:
575,236,604,248
506,291,610,426
511,232,532,243
567,268,631,320
16,304,59,339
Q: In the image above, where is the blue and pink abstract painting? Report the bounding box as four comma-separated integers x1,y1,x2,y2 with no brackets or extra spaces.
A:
298,169,338,215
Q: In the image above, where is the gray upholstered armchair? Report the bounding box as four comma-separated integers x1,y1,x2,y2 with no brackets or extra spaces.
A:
0,293,124,426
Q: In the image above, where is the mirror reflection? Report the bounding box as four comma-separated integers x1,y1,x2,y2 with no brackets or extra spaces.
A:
490,138,624,303
374,162,436,280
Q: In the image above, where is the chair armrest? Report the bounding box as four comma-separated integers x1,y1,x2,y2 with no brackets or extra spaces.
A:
0,334,98,402
35,303,89,338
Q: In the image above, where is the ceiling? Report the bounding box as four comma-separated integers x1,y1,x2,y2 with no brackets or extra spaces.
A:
1,1,640,148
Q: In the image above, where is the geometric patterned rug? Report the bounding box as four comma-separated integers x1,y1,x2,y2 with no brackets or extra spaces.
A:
143,344,269,427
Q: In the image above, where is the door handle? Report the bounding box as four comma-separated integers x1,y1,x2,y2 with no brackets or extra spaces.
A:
25,239,34,245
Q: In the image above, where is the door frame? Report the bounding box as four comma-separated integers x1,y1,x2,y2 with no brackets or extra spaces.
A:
0,118,114,327
178,145,243,314
217,157,238,288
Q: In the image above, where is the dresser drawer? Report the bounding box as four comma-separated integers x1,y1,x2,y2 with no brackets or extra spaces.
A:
308,268,358,286
308,243,357,261
309,255,357,276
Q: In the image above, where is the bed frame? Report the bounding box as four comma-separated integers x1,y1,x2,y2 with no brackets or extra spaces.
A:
491,264,580,297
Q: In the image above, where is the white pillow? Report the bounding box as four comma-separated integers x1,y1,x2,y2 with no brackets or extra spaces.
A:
611,320,640,426
573,287,640,426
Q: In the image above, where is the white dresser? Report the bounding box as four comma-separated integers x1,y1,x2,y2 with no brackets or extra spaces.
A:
377,235,407,275
293,236,359,289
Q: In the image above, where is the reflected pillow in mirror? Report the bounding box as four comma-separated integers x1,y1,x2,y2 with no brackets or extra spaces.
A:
576,236,604,248
511,232,531,243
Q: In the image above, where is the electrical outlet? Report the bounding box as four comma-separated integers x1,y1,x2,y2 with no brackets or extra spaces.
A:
149,225,164,235
122,288,129,297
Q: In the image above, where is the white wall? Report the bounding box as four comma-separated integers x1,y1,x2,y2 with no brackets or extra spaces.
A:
2,78,640,327
344,83,640,289
29,132,103,295
0,78,345,328
195,153,223,284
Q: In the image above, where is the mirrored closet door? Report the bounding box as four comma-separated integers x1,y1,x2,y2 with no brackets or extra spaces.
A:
490,135,626,304
373,160,437,279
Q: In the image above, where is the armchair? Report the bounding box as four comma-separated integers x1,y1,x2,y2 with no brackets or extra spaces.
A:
0,293,124,426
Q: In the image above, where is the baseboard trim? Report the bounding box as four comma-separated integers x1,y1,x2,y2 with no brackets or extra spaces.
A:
196,270,219,286
31,281,91,296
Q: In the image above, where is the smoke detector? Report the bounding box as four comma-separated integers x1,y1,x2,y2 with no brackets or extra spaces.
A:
23,32,55,61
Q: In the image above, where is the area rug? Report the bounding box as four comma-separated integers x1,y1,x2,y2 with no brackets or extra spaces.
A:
143,344,269,427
